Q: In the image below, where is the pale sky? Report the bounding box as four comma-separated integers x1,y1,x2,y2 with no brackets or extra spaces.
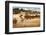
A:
13,7,40,12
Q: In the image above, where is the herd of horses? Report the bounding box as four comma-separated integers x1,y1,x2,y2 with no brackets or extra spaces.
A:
13,13,40,24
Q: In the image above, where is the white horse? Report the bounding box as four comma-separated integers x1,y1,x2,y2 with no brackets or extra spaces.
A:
13,12,25,23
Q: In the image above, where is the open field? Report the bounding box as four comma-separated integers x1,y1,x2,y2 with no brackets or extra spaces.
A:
13,12,40,28
13,18,40,28
13,8,40,28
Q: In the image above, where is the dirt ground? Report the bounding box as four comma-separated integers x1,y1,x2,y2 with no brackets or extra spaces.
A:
13,14,40,28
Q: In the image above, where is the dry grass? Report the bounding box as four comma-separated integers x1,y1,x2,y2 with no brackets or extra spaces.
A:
13,8,40,28
13,16,40,28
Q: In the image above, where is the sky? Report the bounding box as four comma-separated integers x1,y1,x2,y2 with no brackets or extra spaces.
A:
13,7,40,11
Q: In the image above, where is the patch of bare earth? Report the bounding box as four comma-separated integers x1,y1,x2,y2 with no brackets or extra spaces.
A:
13,17,40,28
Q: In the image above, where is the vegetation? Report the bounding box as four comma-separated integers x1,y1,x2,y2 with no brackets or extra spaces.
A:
13,8,40,14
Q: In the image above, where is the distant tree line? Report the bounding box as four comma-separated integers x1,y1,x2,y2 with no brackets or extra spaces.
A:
13,8,40,14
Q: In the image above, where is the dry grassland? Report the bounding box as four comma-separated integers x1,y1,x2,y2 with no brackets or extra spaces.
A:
13,12,40,28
